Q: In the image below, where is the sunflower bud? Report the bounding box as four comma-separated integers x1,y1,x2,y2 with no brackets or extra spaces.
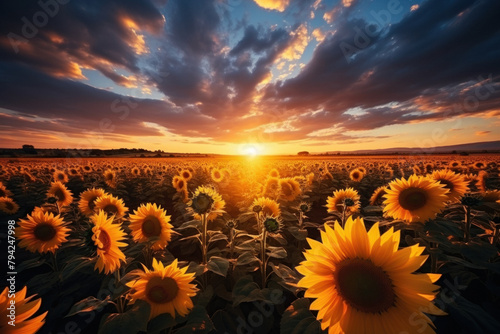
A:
263,217,280,233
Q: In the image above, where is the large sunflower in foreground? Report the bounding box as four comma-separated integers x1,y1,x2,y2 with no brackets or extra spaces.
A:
189,185,225,222
297,216,445,334
0,286,47,334
78,188,107,216
325,188,360,214
47,181,74,208
129,203,173,250
16,210,70,254
127,258,198,320
430,169,469,202
91,210,127,274
93,194,128,219
383,175,449,223
251,197,281,217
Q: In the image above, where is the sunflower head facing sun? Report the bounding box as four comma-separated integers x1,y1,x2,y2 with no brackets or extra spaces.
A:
297,216,445,334
129,203,174,250
429,169,469,202
383,175,449,223
126,258,198,320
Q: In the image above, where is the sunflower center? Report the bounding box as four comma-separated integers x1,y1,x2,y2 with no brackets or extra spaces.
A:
97,229,111,252
0,189,5,196
335,258,395,313
103,204,119,215
146,276,179,304
5,201,14,210
282,183,293,196
214,171,221,179
34,223,57,242
192,193,214,214
142,216,162,237
352,172,359,179
54,189,66,201
88,196,99,210
437,179,454,192
398,187,428,211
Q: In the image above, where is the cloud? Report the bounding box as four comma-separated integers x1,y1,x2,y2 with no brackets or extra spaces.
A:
253,0,291,12
475,131,491,136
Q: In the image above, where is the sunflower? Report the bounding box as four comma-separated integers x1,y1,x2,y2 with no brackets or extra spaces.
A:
297,216,445,334
129,203,173,250
189,185,225,222
172,175,187,192
0,286,47,334
47,181,74,208
262,176,280,196
103,169,116,188
306,172,315,185
430,169,469,202
325,188,360,214
78,188,107,216
0,182,13,197
349,169,364,182
127,258,198,320
268,168,280,178
53,169,68,183
131,167,141,176
369,186,388,206
251,197,281,217
93,194,128,219
279,178,301,201
383,175,449,223
16,210,70,254
482,190,500,203
90,210,127,274
211,168,224,183
180,169,193,181
0,197,19,214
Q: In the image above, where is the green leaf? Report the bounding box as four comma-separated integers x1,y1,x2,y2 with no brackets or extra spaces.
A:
280,298,323,334
176,305,214,334
267,246,287,259
66,296,111,317
147,313,177,334
288,226,308,240
98,300,151,334
207,256,229,277
60,257,95,281
186,261,208,277
232,275,266,306
208,232,228,243
176,220,201,230
236,252,260,266
16,256,46,273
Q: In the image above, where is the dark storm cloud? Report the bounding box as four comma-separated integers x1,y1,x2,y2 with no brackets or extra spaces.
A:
269,0,500,130
0,0,164,83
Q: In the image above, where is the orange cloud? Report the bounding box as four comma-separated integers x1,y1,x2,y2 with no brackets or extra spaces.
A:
253,0,290,12
475,131,491,136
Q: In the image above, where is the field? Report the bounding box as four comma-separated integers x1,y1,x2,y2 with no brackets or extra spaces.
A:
1,155,500,334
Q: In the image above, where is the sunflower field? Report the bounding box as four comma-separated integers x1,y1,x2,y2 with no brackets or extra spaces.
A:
1,155,500,334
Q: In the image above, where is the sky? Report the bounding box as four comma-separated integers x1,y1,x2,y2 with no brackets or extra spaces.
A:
0,0,499,155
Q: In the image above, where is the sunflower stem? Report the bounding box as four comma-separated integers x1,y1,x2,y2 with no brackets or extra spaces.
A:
201,213,208,265
464,205,472,242
114,270,124,313
260,228,268,289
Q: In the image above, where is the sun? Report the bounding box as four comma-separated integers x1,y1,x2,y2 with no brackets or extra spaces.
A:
240,144,261,157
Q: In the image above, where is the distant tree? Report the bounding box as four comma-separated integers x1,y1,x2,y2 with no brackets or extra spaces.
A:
298,151,309,156
22,144,37,154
